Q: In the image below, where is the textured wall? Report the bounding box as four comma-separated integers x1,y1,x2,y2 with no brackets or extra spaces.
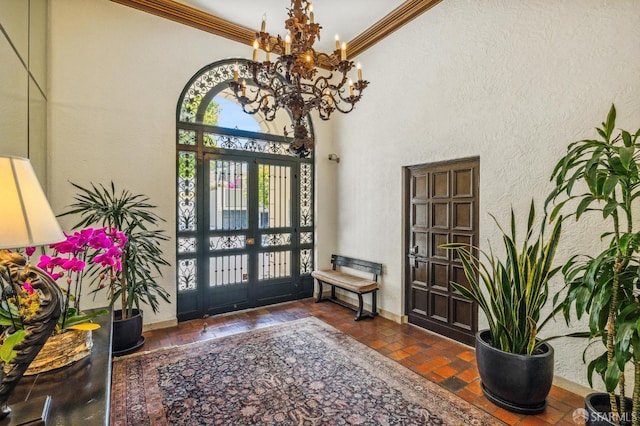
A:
330,0,639,389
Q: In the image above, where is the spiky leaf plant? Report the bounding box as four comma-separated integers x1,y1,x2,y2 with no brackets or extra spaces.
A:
59,182,170,319
442,200,562,355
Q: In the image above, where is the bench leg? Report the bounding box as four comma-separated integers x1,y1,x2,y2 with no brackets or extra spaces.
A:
314,279,324,303
355,293,365,321
315,281,378,321
354,292,378,321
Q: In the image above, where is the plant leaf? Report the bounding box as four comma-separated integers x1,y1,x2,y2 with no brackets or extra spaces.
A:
0,329,26,363
68,323,101,331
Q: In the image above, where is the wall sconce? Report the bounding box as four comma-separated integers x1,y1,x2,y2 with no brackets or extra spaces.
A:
327,154,340,163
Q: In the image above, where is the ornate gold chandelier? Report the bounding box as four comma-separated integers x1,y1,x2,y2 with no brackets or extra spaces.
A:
229,0,368,158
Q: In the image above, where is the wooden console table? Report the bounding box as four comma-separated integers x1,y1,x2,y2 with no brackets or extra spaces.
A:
6,309,113,425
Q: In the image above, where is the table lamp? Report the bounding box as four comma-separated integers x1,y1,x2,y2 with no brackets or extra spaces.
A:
0,155,65,425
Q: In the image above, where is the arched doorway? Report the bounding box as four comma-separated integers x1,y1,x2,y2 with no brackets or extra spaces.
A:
175,59,314,321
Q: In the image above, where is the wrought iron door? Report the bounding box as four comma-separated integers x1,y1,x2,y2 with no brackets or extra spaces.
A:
176,60,314,321
176,130,314,321
203,155,299,314
204,155,252,313
404,157,479,345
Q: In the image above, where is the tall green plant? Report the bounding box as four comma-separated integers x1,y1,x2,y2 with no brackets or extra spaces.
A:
546,105,640,425
59,182,171,319
442,201,562,355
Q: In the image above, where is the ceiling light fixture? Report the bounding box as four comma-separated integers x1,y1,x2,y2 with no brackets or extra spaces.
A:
229,0,369,158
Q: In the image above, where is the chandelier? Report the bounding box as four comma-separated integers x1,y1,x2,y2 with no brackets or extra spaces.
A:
229,0,368,158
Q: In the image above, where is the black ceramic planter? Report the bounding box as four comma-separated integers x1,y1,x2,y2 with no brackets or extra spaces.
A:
475,329,554,415
584,392,632,425
112,309,145,356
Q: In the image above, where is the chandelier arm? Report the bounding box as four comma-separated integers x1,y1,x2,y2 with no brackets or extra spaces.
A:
332,86,366,114
317,106,333,120
315,52,341,69
310,75,332,93
256,33,284,56
229,81,268,117
332,101,356,114
259,94,278,121
237,90,279,122
248,62,286,91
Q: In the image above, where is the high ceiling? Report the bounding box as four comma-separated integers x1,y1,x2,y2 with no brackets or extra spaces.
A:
110,0,444,58
175,0,406,53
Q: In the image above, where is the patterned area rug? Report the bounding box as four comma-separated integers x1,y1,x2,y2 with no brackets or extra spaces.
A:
111,317,500,425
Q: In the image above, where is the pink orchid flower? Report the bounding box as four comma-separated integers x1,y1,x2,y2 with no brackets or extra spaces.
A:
23,281,35,295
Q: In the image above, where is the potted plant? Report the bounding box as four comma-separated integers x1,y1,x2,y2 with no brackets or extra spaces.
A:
0,228,126,375
17,227,126,373
59,182,171,355
442,201,562,414
546,105,640,425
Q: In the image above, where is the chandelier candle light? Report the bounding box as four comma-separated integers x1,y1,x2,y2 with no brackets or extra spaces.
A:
230,0,369,158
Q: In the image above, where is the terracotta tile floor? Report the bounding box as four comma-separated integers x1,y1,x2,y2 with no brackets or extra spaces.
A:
141,298,586,426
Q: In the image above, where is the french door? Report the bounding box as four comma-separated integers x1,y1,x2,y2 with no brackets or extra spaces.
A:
204,154,298,314
176,131,314,321
404,157,479,345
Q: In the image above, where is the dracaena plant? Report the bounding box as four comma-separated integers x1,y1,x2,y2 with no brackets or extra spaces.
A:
546,105,640,425
59,182,171,320
442,201,562,355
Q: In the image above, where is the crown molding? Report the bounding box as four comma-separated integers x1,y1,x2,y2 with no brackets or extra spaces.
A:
110,0,443,58
109,0,256,45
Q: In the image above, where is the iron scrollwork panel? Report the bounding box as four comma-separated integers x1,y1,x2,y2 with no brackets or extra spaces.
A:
261,233,292,247
300,163,312,227
178,258,197,292
178,151,197,233
300,248,313,275
210,235,247,251
178,237,197,254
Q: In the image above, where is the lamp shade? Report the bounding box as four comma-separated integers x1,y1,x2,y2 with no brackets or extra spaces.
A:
0,155,64,249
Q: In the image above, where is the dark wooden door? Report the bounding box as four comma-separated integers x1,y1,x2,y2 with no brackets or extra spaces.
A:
405,157,479,345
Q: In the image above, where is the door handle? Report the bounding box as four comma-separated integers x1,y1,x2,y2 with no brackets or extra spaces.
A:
409,245,419,255
247,238,255,245
408,255,420,269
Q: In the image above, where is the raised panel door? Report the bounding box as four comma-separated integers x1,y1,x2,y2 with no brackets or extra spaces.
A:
405,158,479,345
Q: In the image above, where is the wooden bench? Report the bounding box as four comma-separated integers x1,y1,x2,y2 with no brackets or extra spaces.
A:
312,254,382,321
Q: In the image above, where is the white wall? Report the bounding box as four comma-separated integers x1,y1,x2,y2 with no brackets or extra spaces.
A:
48,0,337,324
331,0,639,389
49,0,640,389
